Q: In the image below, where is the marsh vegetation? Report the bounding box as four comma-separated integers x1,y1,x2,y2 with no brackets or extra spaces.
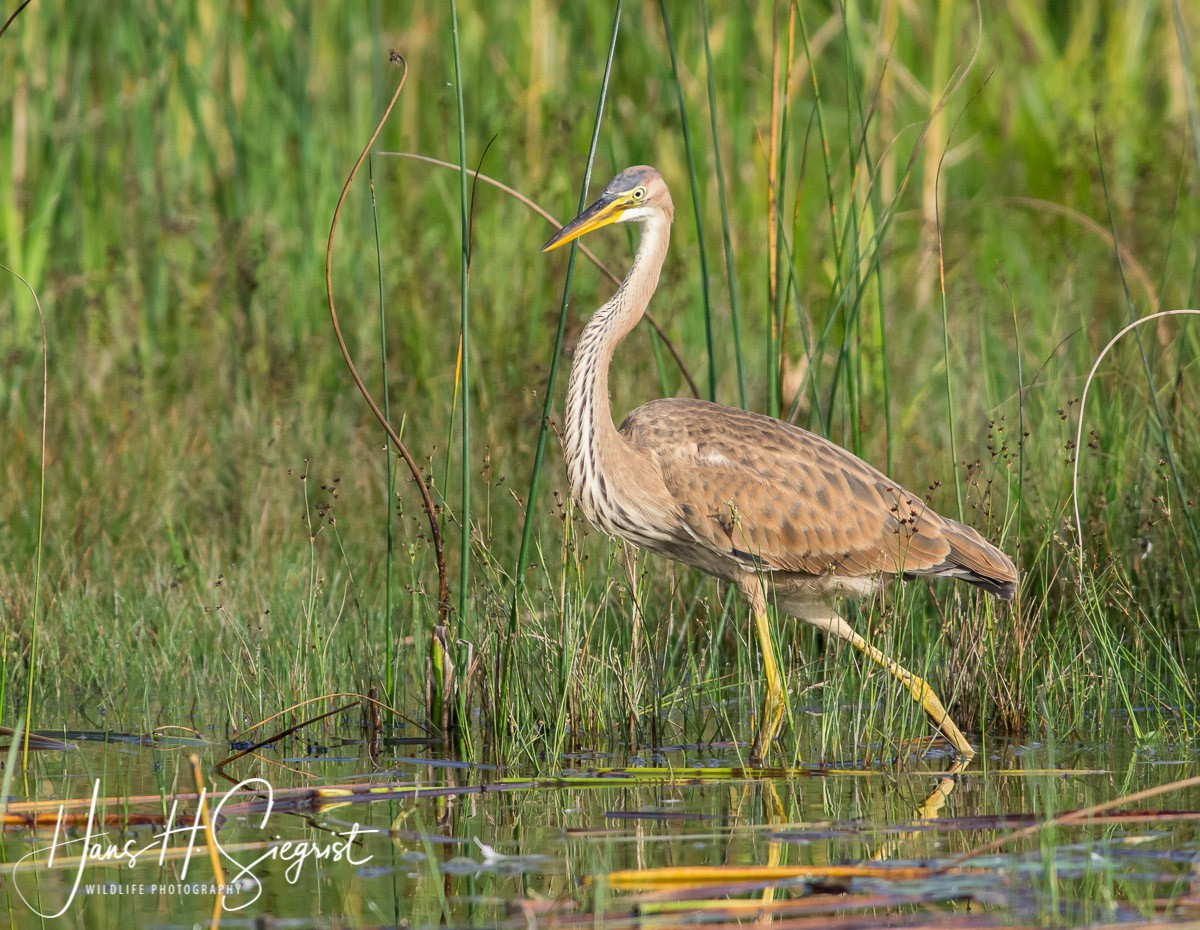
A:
1,1,1198,925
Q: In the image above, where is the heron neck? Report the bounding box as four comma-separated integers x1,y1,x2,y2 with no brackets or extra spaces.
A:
564,214,670,496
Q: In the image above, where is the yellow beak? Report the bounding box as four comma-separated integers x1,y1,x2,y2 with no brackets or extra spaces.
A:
542,192,628,252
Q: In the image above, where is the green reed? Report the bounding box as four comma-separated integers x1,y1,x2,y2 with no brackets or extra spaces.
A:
500,0,623,746
0,0,1196,769
659,0,716,402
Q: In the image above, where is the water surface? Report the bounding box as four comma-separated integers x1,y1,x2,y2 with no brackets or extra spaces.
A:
2,723,1198,928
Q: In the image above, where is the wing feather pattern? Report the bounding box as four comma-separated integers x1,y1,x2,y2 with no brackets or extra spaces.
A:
619,398,1016,598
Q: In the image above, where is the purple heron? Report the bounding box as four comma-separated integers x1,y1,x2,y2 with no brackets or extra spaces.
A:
543,166,1016,764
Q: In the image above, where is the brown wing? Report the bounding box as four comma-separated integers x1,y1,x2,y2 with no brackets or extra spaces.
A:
620,398,1016,597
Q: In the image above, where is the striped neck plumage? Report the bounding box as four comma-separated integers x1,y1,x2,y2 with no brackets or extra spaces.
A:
563,212,671,501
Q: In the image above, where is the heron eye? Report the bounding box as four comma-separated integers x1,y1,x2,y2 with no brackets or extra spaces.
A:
632,187,646,201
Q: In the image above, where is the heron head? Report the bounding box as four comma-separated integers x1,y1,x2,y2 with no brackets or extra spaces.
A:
542,166,673,252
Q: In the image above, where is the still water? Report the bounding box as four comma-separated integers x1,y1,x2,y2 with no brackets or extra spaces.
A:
1,722,1197,928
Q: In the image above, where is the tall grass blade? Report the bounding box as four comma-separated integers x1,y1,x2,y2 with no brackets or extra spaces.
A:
699,0,746,409
3,266,46,764
500,0,624,734
448,1,475,755
368,157,397,699
659,0,716,402
450,0,471,641
1071,308,1200,572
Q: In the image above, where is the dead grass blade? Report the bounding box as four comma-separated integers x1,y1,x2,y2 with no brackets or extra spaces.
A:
943,772,1200,871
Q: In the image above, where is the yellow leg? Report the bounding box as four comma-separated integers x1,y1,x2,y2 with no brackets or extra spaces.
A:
758,782,785,917
746,592,786,766
806,612,975,759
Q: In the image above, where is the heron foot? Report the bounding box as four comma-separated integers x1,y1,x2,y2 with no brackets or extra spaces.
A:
749,682,786,766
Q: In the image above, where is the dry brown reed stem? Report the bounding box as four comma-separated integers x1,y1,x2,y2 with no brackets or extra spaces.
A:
942,772,1200,872
0,841,276,875
600,863,981,890
152,724,204,741
215,701,356,773
380,151,701,400
234,691,423,735
188,753,225,923
0,1,33,40
214,690,424,774
325,53,450,626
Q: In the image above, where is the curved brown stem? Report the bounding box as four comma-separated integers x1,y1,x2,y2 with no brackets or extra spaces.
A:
325,54,449,626
381,151,702,400
0,0,34,41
